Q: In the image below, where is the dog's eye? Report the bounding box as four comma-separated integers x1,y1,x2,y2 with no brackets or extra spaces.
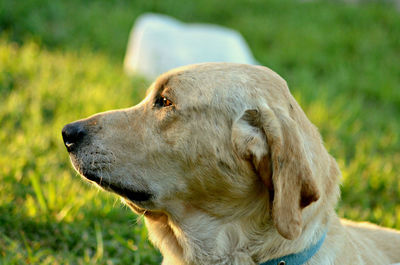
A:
154,96,173,108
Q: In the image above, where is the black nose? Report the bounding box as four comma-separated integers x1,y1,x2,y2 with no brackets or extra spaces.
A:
62,121,87,152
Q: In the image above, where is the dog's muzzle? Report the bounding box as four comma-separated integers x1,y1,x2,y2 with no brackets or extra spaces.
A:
62,120,154,204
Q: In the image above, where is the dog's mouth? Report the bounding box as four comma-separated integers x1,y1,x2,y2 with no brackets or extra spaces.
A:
83,171,153,202
67,150,153,203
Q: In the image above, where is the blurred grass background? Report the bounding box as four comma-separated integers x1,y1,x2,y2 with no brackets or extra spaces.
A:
0,0,399,264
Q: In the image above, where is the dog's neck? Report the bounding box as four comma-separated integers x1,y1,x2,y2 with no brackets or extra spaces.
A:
144,203,333,265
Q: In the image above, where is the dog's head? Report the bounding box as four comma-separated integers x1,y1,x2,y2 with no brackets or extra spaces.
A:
62,63,339,242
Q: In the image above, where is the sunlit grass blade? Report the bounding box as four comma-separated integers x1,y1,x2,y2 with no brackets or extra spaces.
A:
28,170,48,214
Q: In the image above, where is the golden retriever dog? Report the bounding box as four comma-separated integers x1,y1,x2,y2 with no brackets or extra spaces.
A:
62,63,400,265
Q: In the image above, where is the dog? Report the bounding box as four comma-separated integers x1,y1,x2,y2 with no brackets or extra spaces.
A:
62,63,400,265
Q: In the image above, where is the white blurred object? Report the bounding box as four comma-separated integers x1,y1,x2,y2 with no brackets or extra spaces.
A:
124,13,258,79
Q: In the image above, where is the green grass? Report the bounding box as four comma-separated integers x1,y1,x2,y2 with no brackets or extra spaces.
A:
1,0,400,264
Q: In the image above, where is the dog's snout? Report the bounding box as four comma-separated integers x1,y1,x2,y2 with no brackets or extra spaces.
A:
62,121,87,152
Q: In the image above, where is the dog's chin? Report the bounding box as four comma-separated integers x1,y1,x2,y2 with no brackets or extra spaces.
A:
124,199,166,221
79,170,153,203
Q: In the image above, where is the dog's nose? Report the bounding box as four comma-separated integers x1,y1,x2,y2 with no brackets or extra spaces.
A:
62,121,87,152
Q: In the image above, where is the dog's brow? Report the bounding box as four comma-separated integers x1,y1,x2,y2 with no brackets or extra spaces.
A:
153,76,177,104
154,76,171,96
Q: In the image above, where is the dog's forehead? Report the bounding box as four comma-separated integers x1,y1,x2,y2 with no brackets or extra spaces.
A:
154,64,261,104
147,63,290,116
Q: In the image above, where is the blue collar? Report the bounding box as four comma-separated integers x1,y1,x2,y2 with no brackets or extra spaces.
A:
260,230,327,265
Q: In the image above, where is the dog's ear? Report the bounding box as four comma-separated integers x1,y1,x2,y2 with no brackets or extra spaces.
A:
231,104,319,240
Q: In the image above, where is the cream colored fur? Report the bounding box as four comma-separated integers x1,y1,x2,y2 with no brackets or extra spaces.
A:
66,63,400,265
